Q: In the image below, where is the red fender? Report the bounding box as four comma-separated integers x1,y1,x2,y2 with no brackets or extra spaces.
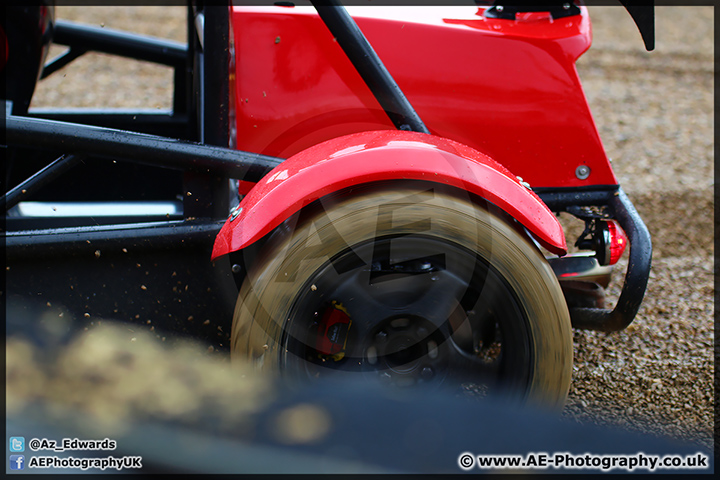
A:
211,131,567,260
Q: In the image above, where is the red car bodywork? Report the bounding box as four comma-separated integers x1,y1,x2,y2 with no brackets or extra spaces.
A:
212,130,567,258
213,5,611,259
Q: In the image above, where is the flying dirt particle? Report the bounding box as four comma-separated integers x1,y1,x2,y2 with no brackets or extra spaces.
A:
275,36,281,44
95,250,101,258
207,346,214,353
46,302,52,307
140,285,147,291
203,320,210,326
122,248,128,253
311,284,317,291
188,316,194,322
84,313,90,318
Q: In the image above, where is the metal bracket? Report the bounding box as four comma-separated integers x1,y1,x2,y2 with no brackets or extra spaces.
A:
484,2,581,20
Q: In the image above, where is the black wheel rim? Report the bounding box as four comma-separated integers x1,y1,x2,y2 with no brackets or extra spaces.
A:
279,234,532,396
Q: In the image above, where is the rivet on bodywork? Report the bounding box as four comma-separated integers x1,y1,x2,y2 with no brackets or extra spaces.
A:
230,206,243,221
516,176,531,189
575,165,591,180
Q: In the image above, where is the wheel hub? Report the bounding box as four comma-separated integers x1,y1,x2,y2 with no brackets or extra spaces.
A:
364,315,448,387
280,234,533,395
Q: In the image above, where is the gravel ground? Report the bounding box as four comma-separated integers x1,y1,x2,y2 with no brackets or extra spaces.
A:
564,6,714,453
26,5,715,454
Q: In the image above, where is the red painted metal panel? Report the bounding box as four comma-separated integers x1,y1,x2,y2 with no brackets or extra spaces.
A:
230,5,616,189
211,130,567,260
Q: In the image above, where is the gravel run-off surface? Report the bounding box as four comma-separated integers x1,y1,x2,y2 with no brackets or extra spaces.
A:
27,6,715,454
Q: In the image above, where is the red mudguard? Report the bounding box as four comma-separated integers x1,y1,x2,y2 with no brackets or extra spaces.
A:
212,131,566,260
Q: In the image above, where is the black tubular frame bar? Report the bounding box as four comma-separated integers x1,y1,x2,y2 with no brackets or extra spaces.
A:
5,218,225,259
2,153,87,212
537,187,653,332
184,2,232,219
311,0,430,134
4,112,283,183
44,20,187,69
42,19,190,116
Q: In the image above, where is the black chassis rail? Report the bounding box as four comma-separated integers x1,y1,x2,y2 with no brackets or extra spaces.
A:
537,187,653,332
3,1,650,335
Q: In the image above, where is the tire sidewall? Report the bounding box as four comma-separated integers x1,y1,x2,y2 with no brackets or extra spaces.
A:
232,184,572,409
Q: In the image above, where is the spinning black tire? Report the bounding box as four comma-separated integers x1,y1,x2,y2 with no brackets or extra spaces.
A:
231,183,572,409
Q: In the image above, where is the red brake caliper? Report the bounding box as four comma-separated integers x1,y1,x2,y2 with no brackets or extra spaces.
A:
315,301,352,361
